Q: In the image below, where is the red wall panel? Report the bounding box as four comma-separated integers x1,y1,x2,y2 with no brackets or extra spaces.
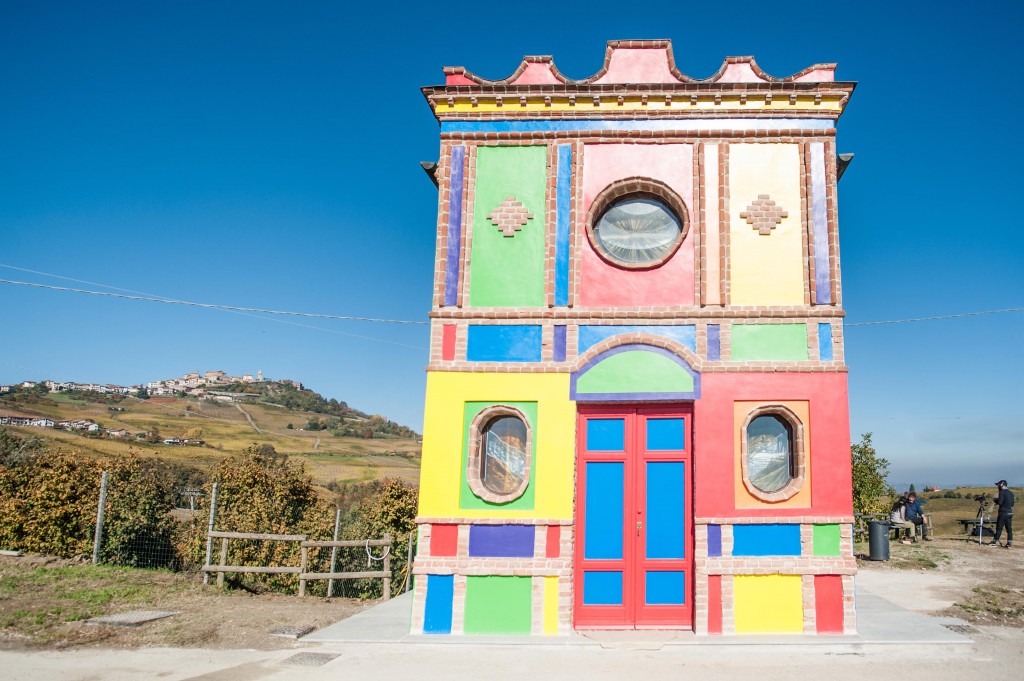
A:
814,575,845,633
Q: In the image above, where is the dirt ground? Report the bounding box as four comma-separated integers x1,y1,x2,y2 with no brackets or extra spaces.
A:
856,536,1024,627
0,554,371,651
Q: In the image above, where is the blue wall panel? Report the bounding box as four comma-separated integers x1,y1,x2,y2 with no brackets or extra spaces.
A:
423,574,454,633
555,145,572,306
585,462,624,559
578,325,696,354
646,418,685,451
732,524,802,556
818,323,833,361
468,525,535,557
583,571,623,605
466,325,542,362
645,571,686,605
586,418,625,451
646,462,686,559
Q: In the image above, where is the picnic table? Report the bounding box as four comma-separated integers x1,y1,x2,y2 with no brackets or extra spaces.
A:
957,517,996,537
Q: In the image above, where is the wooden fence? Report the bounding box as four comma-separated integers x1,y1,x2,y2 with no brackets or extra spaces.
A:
201,530,392,598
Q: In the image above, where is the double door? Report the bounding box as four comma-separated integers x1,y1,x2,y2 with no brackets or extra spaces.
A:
574,405,693,629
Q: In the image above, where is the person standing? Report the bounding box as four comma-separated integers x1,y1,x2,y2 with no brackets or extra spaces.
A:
988,480,1014,548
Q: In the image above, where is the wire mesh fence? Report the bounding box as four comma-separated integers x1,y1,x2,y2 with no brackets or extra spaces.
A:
90,473,416,598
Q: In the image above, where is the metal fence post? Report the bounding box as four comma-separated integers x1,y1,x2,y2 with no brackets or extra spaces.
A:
327,507,341,598
203,482,219,585
91,471,109,565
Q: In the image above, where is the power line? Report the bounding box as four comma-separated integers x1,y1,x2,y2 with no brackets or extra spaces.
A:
1,273,1019,328
844,308,1023,327
0,263,427,349
0,278,429,325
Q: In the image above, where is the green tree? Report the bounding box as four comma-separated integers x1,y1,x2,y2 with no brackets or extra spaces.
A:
340,478,418,598
851,433,895,515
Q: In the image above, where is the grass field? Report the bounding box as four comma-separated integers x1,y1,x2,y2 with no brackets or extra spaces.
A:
1,393,421,486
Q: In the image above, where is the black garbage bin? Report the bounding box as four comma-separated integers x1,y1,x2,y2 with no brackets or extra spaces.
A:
867,520,891,561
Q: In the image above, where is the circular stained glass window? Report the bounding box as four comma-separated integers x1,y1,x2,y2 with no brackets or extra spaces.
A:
592,197,683,268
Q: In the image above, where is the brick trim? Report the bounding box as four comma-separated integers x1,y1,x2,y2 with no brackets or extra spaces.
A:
465,405,533,504
584,176,690,270
416,517,574,525
738,404,807,503
571,331,703,372
695,516,854,524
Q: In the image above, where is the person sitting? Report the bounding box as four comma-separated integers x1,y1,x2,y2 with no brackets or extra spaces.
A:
905,492,933,541
890,496,917,544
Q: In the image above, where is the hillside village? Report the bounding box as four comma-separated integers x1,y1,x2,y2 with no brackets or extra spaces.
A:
0,368,302,399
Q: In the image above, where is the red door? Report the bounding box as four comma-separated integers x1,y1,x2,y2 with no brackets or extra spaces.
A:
574,405,693,629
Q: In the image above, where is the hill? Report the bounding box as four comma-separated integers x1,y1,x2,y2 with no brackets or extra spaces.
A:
0,384,421,487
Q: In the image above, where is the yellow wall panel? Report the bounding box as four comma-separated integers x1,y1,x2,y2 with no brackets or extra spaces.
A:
733,401,811,509
543,576,559,634
733,575,803,633
728,144,804,305
418,371,576,520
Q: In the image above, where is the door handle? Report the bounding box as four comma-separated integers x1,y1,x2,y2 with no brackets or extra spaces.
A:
636,520,643,536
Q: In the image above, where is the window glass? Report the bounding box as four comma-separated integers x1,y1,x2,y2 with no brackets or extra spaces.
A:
593,198,682,267
746,415,792,493
482,415,528,495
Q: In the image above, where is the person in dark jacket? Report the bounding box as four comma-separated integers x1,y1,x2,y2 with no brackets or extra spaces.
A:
905,492,932,540
988,480,1014,548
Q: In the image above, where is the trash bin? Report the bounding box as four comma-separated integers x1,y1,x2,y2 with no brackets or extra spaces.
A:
867,520,891,561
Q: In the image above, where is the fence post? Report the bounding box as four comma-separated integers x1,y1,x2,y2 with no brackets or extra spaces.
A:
299,546,309,597
383,533,391,600
203,482,219,586
217,537,228,588
403,528,415,594
327,507,341,598
91,471,109,565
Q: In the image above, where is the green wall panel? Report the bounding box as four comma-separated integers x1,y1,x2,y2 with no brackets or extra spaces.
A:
731,324,808,361
460,401,537,510
576,351,694,394
813,524,841,557
469,146,548,307
464,576,533,634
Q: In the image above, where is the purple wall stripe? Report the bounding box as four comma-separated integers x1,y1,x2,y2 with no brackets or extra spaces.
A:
468,524,535,557
810,143,831,305
443,146,466,307
553,325,567,362
555,145,572,306
707,524,722,557
706,324,720,361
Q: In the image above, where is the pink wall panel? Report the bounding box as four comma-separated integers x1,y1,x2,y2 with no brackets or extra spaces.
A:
693,372,852,518
580,144,694,307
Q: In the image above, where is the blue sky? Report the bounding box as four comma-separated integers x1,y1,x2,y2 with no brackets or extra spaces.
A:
3,1,1021,486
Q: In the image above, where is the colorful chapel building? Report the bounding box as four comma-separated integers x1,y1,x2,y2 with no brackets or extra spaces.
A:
411,40,857,636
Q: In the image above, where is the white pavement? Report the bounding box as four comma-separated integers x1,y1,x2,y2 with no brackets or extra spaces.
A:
4,579,1022,681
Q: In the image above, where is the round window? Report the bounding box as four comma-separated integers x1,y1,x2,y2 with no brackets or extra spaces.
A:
481,415,529,495
592,197,683,268
745,414,793,493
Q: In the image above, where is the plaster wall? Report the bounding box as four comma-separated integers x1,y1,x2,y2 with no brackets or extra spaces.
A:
579,144,694,307
728,143,804,305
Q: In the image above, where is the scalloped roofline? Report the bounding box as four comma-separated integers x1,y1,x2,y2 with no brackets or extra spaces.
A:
442,40,837,87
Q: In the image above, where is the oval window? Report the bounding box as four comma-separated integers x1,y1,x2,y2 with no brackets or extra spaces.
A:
481,415,529,495
745,414,793,493
592,197,683,268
